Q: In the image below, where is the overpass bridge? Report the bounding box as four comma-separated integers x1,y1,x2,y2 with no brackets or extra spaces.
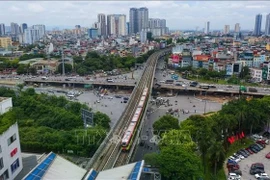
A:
23,78,269,97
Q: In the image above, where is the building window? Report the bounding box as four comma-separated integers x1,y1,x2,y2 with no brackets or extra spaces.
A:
0,157,3,170
10,158,19,174
0,170,9,180
7,134,16,146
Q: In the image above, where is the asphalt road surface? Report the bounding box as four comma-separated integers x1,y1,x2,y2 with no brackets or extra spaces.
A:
132,94,222,162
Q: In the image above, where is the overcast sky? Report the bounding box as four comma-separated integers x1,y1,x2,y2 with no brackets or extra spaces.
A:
1,1,270,30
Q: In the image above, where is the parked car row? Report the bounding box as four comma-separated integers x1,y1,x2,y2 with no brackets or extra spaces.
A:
227,139,269,180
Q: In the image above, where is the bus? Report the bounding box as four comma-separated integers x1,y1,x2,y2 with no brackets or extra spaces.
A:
199,84,209,89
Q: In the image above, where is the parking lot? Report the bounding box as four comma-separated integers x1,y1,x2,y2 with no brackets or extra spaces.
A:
238,143,270,179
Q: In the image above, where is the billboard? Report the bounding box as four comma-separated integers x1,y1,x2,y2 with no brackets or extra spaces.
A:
262,66,268,80
81,109,94,127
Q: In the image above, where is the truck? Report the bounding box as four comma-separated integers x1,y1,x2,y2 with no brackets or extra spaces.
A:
249,87,258,92
239,86,247,92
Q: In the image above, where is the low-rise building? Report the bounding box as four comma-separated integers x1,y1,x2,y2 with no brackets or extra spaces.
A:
0,37,12,49
0,97,12,115
250,68,262,82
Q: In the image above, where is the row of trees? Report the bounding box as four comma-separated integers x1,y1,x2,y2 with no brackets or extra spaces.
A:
0,87,110,157
177,66,251,82
73,50,156,76
145,96,270,179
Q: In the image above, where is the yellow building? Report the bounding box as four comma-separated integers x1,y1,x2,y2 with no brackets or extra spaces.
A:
0,37,12,48
266,43,270,51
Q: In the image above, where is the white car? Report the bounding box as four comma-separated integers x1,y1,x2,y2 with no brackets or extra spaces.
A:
234,153,245,160
228,173,241,180
229,156,241,163
255,173,269,179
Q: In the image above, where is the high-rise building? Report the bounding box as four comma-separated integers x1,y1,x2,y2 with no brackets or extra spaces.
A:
234,23,240,33
32,25,46,37
160,19,166,28
224,25,230,34
98,13,106,36
107,14,126,36
253,14,262,36
129,7,149,34
205,21,210,34
0,24,5,36
20,23,28,34
24,28,40,44
265,13,270,36
10,22,20,35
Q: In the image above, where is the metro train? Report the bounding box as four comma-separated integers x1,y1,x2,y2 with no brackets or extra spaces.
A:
121,87,149,151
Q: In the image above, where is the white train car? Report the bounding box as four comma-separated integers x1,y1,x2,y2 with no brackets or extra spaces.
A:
121,87,149,151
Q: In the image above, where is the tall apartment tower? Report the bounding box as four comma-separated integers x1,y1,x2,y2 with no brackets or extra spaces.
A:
234,23,240,33
20,23,28,34
129,7,149,34
253,14,262,36
205,21,210,34
224,25,230,34
0,23,5,36
98,13,106,36
265,13,270,36
10,22,20,35
107,14,126,36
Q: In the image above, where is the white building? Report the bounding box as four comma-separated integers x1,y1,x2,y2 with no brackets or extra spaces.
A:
205,21,210,34
107,14,126,36
23,24,46,44
0,122,23,180
0,97,12,115
224,25,230,34
250,68,262,82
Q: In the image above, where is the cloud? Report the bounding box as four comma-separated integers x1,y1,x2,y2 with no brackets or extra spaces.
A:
27,3,45,13
0,1,270,30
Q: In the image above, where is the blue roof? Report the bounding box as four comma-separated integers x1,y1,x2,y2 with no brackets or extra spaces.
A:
23,152,56,180
86,169,98,180
127,161,144,180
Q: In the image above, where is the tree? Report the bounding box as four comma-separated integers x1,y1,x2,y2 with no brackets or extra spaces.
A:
94,111,111,129
157,146,203,180
208,141,225,176
57,63,72,74
143,153,159,167
29,67,37,75
153,115,179,136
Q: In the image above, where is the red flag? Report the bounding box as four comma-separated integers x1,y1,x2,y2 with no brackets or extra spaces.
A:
241,131,245,138
231,136,235,143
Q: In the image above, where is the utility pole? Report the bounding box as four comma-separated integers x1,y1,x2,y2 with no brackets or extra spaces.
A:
62,49,65,76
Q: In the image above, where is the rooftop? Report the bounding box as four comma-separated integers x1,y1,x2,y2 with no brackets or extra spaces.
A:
23,152,144,180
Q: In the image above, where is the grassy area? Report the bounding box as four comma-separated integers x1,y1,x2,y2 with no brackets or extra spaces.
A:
204,138,254,179
225,138,254,158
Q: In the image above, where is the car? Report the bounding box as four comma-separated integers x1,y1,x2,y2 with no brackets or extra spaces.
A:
255,173,269,179
228,173,241,180
253,144,263,151
175,83,182,86
257,139,269,145
237,151,248,158
258,177,270,180
251,169,266,175
115,95,122,98
229,169,242,176
227,162,240,169
246,148,254,154
209,85,217,88
256,143,265,149
234,153,245,159
241,149,250,156
265,152,270,159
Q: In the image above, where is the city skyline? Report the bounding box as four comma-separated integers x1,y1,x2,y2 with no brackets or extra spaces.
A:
1,1,270,30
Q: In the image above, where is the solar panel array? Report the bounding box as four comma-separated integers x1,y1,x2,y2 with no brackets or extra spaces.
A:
23,152,56,180
127,161,143,180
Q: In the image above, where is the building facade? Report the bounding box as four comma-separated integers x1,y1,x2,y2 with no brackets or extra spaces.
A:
88,28,98,39
253,14,262,36
129,7,149,34
224,25,230,34
0,24,5,36
234,23,240,33
265,13,270,36
0,98,12,115
107,14,126,36
97,14,106,36
20,23,28,34
205,21,210,34
0,37,12,49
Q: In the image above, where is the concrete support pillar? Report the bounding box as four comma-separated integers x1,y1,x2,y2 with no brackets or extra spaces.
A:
200,91,202,95
231,93,234,97
116,86,119,91
40,83,43,88
170,89,173,95
63,84,66,89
